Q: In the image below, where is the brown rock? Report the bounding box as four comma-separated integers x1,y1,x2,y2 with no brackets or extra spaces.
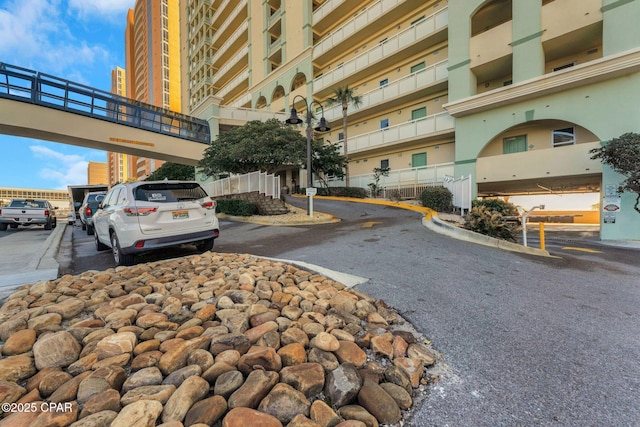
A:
394,357,424,388
161,375,210,423
379,382,412,410
94,332,137,360
27,312,62,331
131,350,163,370
47,298,85,319
122,367,163,393
194,303,216,321
310,332,340,352
184,395,227,426
29,400,79,427
79,389,121,419
1,328,36,355
39,370,73,398
280,363,325,397
187,348,214,372
110,399,163,427
310,400,342,427
92,353,131,370
288,414,322,427
162,364,202,388
214,370,244,399
407,343,437,365
32,331,82,369
0,380,26,404
48,371,92,403
357,378,401,424
308,348,340,372
133,339,160,355
0,317,27,342
337,405,378,427
222,407,283,427
67,353,98,376
335,341,367,368
202,361,236,383
392,335,409,359
244,320,278,344
228,369,279,409
277,343,307,366
325,363,362,408
237,345,282,374
370,335,394,359
210,333,251,356
0,353,36,382
120,385,176,406
280,327,309,348
258,383,311,424
68,410,118,427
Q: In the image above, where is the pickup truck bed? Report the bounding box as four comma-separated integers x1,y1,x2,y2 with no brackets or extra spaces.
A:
0,199,58,230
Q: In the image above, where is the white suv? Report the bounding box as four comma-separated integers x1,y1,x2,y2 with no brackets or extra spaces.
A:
93,181,219,266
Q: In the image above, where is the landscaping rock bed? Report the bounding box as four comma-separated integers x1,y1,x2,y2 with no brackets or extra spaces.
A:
0,252,439,426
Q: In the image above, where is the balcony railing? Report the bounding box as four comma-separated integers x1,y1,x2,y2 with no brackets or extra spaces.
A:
312,0,346,24
314,0,409,58
323,60,448,122
211,45,248,87
211,21,248,67
211,0,247,48
313,7,448,92
342,112,454,154
215,69,249,99
217,106,288,122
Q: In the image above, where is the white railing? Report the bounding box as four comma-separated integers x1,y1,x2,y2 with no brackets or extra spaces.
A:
323,60,448,122
312,0,346,24
328,163,454,198
211,45,249,87
210,0,247,47
313,7,448,91
212,21,248,67
443,175,473,215
342,112,454,154
204,171,281,199
216,69,249,99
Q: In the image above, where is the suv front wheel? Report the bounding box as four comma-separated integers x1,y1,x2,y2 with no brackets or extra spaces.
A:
110,232,135,266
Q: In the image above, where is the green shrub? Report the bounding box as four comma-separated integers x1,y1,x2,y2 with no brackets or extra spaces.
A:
215,199,258,216
472,198,518,216
419,186,453,212
465,206,516,242
316,186,367,198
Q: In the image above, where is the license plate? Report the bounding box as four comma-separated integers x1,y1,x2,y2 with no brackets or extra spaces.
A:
172,210,189,219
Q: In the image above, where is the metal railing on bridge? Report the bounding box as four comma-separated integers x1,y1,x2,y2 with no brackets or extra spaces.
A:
0,62,210,144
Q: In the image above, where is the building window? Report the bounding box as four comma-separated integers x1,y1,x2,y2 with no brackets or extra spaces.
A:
410,62,425,73
503,135,527,154
412,152,427,168
380,119,389,129
552,127,576,147
338,132,344,141
553,62,575,72
411,107,427,121
380,78,388,87
380,159,389,169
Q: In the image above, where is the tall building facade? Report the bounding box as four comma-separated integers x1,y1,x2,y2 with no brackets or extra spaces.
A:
107,66,136,186
183,0,640,241
87,161,108,185
125,0,183,179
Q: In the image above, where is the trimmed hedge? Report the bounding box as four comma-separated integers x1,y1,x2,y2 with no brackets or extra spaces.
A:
419,186,453,212
215,199,258,216
316,186,367,198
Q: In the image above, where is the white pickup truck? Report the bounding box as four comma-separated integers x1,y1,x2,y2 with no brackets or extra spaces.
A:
0,199,58,230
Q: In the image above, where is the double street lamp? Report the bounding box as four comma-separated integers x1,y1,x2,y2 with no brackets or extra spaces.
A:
285,95,330,216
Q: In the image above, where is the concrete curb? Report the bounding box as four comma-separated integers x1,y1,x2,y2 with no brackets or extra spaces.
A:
0,223,66,295
216,212,339,226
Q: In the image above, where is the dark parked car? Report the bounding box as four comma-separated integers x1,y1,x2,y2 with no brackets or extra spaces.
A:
79,191,106,235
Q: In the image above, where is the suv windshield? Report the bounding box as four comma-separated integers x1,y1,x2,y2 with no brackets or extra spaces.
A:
134,183,207,203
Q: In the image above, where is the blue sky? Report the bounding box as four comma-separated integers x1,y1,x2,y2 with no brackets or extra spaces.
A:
0,0,134,190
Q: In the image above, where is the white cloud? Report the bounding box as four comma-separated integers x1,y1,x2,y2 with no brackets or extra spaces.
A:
68,0,133,20
30,145,93,188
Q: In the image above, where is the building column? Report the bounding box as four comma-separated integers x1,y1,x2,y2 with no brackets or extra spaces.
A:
512,0,545,83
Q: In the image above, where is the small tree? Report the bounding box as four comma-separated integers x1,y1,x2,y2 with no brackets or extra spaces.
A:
590,132,640,214
327,86,362,187
312,141,348,190
368,167,389,198
145,162,195,181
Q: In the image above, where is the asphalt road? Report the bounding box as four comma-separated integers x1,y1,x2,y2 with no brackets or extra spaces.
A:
63,198,640,426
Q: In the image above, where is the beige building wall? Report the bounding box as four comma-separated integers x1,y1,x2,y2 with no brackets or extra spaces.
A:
87,161,108,185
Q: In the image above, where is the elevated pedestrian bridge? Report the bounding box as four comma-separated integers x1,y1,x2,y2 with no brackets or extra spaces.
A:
0,63,211,165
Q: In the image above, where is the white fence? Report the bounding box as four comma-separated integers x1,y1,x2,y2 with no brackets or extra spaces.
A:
203,171,281,199
328,163,454,199
443,175,473,214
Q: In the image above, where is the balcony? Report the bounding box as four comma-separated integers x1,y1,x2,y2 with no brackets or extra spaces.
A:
343,112,454,154
313,7,448,93
469,19,512,70
476,141,602,184
216,69,249,100
218,106,288,123
211,45,248,88
323,60,448,122
211,0,247,49
211,21,248,68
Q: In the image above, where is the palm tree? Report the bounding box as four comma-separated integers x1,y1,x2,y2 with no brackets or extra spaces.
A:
328,85,362,187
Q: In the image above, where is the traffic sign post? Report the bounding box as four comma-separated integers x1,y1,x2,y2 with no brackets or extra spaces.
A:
306,187,317,217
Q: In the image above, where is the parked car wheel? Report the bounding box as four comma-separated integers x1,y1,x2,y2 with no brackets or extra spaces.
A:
0,224,7,231
196,238,214,253
95,232,109,252
53,218,57,228
9,224,18,229
81,223,86,231
110,232,135,266
44,220,52,230
86,224,94,236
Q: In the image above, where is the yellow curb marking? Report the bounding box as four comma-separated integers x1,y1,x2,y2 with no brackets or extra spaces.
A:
562,246,603,253
361,221,382,228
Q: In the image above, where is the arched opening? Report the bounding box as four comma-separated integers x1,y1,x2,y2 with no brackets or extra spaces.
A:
471,0,512,36
271,85,286,112
255,95,267,110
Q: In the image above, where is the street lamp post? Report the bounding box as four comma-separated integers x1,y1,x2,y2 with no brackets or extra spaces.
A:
285,95,330,217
